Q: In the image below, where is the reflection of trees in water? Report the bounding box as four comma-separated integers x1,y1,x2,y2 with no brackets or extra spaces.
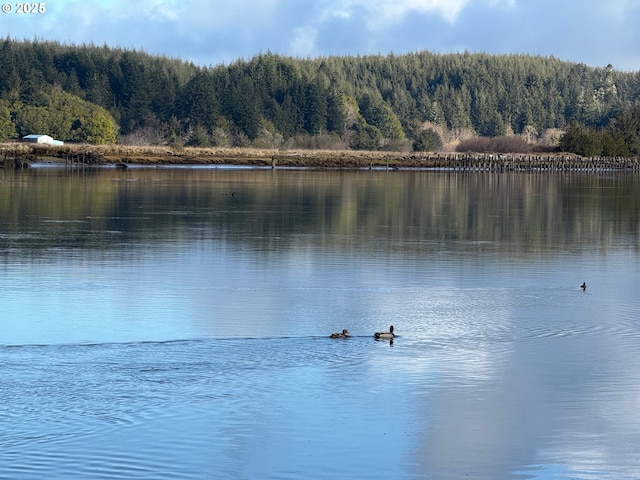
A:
1,169,638,255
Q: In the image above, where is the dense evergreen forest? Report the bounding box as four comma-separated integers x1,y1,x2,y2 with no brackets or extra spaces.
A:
1,39,639,154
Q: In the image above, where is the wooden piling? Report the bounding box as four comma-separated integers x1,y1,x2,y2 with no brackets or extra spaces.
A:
406,153,639,172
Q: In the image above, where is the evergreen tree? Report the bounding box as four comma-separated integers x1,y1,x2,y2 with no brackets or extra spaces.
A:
357,91,404,140
186,124,211,147
350,117,382,150
0,100,17,140
326,90,345,134
179,70,220,130
303,80,328,134
609,105,640,155
413,128,442,151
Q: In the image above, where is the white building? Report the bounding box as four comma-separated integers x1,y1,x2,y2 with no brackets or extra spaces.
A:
22,134,64,146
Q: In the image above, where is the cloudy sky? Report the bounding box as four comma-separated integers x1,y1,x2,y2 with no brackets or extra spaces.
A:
2,0,640,71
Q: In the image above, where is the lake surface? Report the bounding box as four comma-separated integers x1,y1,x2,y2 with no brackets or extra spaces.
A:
1,166,639,479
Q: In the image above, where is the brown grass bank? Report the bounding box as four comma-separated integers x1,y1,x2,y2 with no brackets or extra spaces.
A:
2,143,640,171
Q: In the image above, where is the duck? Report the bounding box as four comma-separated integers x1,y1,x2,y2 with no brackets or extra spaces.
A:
330,329,350,339
581,282,587,291
374,325,394,339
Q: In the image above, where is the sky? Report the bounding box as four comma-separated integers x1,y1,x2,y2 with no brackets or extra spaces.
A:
1,0,640,71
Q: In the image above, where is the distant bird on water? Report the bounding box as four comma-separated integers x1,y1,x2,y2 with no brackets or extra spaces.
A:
330,329,350,339
374,325,395,339
581,282,587,291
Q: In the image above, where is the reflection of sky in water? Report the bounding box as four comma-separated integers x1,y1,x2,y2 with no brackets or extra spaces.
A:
3,239,640,479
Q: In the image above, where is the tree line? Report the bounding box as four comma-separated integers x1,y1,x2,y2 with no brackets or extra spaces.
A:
1,39,639,154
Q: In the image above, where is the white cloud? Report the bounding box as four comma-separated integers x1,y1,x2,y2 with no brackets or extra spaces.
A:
289,26,320,58
137,0,182,22
318,0,470,28
318,0,516,27
55,1,107,29
363,0,469,24
290,0,516,56
179,0,288,29
603,0,639,20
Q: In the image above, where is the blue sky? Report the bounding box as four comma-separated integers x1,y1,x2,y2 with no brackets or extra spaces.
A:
2,0,640,71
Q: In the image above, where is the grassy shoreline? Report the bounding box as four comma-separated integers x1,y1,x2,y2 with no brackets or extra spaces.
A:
1,143,438,168
2,143,640,171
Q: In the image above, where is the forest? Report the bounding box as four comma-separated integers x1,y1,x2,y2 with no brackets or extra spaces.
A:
1,38,639,155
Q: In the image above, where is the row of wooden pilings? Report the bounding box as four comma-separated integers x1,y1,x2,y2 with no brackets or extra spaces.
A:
3,156,30,169
63,151,103,165
2,150,104,168
2,150,34,168
269,152,640,171
394,153,640,171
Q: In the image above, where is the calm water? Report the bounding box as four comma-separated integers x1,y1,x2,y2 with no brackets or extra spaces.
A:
1,166,639,479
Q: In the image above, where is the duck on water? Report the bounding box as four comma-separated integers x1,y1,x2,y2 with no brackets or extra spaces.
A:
330,329,350,339
374,325,394,340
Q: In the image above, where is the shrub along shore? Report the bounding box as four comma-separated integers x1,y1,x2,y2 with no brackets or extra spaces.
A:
2,143,640,171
